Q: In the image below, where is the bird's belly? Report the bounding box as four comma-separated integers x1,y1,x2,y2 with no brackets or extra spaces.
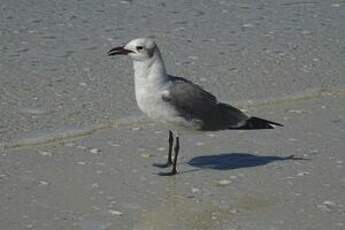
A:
136,92,177,121
135,89,202,131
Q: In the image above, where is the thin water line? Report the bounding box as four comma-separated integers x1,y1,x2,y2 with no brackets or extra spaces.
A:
1,85,344,150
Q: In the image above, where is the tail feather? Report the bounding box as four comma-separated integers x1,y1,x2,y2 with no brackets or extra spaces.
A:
235,116,283,130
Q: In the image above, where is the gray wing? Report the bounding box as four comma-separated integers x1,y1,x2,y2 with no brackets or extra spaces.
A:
163,76,217,116
163,76,248,130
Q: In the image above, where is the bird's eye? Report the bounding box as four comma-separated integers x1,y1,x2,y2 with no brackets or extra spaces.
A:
136,46,144,51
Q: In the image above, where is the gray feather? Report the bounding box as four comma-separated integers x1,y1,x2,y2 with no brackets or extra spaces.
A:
162,76,248,131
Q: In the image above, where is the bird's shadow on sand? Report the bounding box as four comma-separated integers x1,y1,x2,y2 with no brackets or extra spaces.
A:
187,153,307,171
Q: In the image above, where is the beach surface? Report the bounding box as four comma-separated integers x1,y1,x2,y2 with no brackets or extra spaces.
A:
1,1,344,229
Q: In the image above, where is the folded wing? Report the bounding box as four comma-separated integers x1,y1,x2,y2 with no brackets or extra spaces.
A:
163,76,249,131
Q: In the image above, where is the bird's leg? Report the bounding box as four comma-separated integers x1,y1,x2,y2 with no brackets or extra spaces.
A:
167,130,174,165
157,134,180,176
171,135,180,175
153,130,174,168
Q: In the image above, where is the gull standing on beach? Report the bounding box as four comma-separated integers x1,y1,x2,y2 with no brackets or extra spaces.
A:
107,38,283,175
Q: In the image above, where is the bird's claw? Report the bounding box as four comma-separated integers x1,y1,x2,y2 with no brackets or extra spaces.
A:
158,169,178,176
153,161,172,168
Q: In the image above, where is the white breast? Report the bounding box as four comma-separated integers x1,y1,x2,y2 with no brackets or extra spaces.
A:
135,83,174,120
135,82,203,132
131,55,202,132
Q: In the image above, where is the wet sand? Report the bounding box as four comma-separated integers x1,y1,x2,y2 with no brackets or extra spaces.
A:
1,1,345,229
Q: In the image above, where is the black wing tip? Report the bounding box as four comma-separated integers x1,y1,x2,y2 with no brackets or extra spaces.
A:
234,117,284,130
251,116,284,128
268,120,284,127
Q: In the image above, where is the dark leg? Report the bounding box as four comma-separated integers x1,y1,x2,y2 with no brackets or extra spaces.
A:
167,130,173,164
171,136,180,175
158,135,180,176
153,130,174,168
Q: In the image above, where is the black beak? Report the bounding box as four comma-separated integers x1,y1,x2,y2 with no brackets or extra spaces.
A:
107,46,132,56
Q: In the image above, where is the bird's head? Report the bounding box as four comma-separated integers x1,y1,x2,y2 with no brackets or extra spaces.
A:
107,38,158,61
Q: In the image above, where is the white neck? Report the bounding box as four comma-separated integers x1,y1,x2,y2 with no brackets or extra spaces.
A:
132,50,169,87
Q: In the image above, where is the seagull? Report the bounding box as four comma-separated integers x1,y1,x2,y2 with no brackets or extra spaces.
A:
107,38,283,176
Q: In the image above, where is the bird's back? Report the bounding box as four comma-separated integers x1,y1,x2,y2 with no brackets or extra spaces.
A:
163,76,249,131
